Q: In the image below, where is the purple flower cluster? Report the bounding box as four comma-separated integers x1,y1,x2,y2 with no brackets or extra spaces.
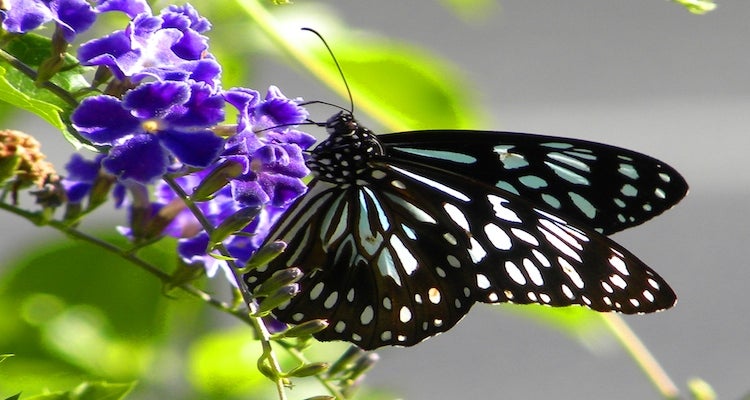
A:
45,2,315,283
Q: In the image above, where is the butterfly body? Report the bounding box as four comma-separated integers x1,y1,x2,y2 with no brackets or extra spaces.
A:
244,111,686,350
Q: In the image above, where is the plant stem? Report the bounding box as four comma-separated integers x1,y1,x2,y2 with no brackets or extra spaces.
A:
163,176,289,400
600,313,680,399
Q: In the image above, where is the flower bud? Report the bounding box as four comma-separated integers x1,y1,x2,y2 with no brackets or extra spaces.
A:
191,160,244,201
240,240,286,272
286,362,329,378
276,319,329,339
253,267,303,297
208,206,261,247
326,345,366,378
348,352,379,382
254,284,299,316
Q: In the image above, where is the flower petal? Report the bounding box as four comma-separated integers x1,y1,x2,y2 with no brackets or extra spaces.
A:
103,134,168,183
72,96,140,144
159,129,224,167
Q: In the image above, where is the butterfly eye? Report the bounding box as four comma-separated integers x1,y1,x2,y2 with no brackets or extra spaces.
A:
244,112,686,350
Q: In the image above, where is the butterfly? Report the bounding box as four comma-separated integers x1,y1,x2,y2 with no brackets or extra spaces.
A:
243,110,687,351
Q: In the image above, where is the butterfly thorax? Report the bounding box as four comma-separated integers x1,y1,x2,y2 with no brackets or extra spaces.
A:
308,111,385,184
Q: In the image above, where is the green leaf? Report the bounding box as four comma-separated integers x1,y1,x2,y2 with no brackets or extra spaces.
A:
4,393,21,400
0,34,93,150
25,381,135,400
672,0,717,14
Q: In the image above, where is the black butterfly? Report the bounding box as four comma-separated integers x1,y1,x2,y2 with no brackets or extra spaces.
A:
243,111,687,350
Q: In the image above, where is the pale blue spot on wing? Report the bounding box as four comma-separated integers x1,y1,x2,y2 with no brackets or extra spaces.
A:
519,175,548,189
495,181,520,195
548,152,591,172
541,142,574,149
564,149,597,160
542,194,561,208
493,145,529,169
614,198,626,208
618,163,639,179
568,192,597,219
362,186,389,231
621,184,638,197
544,161,590,185
395,147,477,164
402,223,417,240
377,249,402,286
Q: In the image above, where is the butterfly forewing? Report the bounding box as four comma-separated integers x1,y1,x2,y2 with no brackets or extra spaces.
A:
243,112,684,350
382,131,688,235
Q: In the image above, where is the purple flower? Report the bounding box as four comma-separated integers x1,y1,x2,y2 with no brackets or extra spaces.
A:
1,0,96,42
77,3,219,85
222,86,314,207
71,81,225,184
148,86,314,285
61,154,104,203
95,0,150,18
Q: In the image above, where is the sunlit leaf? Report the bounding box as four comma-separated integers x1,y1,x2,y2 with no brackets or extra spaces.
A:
0,34,93,149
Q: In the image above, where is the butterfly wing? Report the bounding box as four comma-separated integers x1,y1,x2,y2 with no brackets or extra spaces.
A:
244,156,676,350
382,131,688,235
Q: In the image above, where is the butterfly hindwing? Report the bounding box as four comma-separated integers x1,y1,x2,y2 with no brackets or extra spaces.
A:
382,131,688,235
375,158,676,313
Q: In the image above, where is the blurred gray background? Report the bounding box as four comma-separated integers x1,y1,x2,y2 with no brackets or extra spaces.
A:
2,0,748,399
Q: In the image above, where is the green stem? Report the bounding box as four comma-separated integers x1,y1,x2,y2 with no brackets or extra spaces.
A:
600,313,680,399
162,176,289,400
234,0,407,131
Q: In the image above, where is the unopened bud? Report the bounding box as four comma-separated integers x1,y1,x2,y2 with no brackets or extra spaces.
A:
348,352,379,382
277,319,329,338
326,345,366,378
208,206,261,247
191,160,244,201
253,268,303,297
286,362,329,378
240,240,286,272
254,284,299,316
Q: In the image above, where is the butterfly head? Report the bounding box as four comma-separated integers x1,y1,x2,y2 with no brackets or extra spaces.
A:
325,111,359,137
308,111,384,184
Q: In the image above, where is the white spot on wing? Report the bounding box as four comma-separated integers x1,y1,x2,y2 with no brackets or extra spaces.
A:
444,203,470,231
487,195,522,223
399,306,412,322
485,223,512,250
559,257,585,289
523,258,544,286
391,165,470,201
390,235,418,275
476,273,491,289
505,261,526,285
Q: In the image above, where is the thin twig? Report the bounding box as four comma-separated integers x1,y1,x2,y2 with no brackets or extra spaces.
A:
163,175,289,400
600,313,680,399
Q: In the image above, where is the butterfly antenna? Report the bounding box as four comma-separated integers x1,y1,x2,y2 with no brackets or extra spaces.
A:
301,27,354,114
